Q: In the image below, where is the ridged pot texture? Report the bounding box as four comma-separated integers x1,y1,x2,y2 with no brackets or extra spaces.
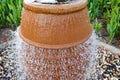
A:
20,0,92,49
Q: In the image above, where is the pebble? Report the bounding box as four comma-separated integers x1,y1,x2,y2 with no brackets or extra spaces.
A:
0,57,2,62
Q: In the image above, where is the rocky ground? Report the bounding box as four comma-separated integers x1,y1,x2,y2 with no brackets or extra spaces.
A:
96,47,120,80
0,28,120,80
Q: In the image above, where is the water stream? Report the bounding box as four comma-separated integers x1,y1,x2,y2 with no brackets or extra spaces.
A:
0,28,98,80
0,0,99,79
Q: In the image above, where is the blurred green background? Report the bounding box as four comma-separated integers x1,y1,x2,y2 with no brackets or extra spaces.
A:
0,0,23,30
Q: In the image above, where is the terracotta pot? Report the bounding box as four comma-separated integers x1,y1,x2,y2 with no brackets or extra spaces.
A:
20,0,92,80
20,0,92,49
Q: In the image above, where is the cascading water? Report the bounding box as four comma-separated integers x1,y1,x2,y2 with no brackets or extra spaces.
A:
0,28,98,80
1,0,120,79
21,34,97,80
0,0,99,80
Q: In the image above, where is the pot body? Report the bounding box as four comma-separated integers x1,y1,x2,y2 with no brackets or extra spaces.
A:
20,0,92,80
20,0,92,49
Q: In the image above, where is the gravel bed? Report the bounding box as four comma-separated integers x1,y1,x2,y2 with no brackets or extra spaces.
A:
0,29,26,80
0,46,17,80
96,47,120,80
0,29,120,80
0,45,120,80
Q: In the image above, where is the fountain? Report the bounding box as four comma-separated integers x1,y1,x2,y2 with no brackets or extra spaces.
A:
19,0,94,79
1,29,120,79
1,0,119,80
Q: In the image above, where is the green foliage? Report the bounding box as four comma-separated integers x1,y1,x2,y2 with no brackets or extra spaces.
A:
107,6,120,43
88,0,120,44
0,0,23,30
93,19,102,34
0,0,8,27
88,0,100,21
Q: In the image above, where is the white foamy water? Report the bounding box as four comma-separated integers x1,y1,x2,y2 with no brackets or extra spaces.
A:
24,0,81,4
35,0,57,3
1,28,99,80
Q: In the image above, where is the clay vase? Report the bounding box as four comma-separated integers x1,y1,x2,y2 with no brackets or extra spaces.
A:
20,0,92,49
20,0,92,80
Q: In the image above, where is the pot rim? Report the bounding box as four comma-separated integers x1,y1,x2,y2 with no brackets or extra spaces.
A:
19,27,93,49
23,0,87,14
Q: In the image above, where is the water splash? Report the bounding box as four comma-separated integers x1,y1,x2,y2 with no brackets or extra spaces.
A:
0,28,99,80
